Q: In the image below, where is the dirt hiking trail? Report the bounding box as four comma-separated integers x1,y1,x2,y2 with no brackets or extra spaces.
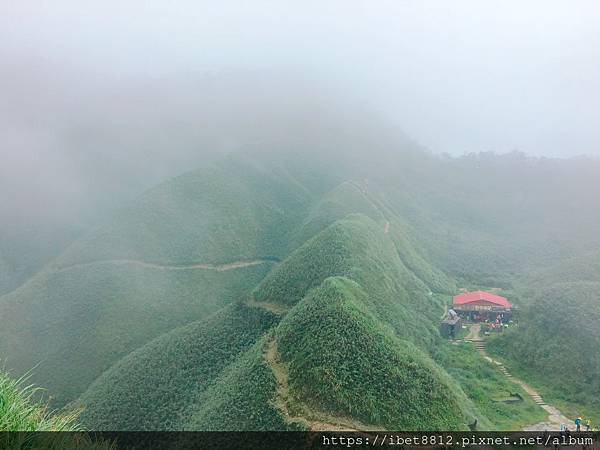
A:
264,338,382,432
55,258,273,273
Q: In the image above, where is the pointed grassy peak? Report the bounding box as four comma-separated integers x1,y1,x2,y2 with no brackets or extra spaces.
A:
253,213,445,348
274,276,473,430
291,179,456,295
348,182,457,295
252,214,370,308
254,212,420,307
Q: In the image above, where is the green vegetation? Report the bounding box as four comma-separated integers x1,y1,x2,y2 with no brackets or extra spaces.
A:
79,213,464,430
0,262,272,407
435,343,547,430
187,337,290,430
2,148,599,431
0,371,116,449
276,276,479,430
0,371,80,431
0,155,339,408
255,214,447,351
77,303,279,430
487,282,600,423
57,156,314,267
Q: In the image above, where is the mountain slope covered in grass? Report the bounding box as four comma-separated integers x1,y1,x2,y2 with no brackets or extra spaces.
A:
273,276,479,430
0,260,273,407
0,155,320,407
57,155,313,267
76,303,279,430
253,213,449,349
1,145,599,431
80,214,466,429
0,149,454,410
488,282,600,422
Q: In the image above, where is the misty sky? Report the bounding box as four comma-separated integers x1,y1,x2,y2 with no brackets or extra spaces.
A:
1,0,599,157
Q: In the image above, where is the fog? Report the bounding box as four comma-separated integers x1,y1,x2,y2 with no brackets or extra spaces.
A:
1,1,599,289
3,0,599,157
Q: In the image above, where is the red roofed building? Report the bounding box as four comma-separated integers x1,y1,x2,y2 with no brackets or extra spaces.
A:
453,290,512,310
451,291,515,323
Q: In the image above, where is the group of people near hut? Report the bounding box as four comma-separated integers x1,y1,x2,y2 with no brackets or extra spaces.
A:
481,313,510,333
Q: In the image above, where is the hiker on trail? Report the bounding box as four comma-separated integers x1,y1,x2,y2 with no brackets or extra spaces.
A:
584,418,591,431
575,417,582,432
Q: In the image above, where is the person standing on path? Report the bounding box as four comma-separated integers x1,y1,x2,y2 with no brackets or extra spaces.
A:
575,417,582,432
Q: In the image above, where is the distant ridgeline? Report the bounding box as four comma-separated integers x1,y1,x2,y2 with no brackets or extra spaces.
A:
1,145,599,430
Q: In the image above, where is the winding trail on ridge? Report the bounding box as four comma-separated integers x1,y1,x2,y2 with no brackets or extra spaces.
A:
54,258,274,273
264,338,381,432
466,324,575,431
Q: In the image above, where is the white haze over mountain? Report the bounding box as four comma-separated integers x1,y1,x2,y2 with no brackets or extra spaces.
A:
1,1,599,282
2,0,599,159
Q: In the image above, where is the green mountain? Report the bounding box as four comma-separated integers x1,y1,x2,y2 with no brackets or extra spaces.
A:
1,145,599,431
270,276,476,430
0,155,313,407
76,302,280,430
76,213,478,430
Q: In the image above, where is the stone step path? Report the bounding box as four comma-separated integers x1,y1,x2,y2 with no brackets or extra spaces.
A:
466,334,547,407
465,324,574,430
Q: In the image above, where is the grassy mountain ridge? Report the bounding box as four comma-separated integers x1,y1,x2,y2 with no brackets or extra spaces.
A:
0,261,273,407
291,181,456,295
0,155,322,407
2,147,599,430
274,276,479,429
254,214,447,350
56,156,313,268
76,303,279,430
185,335,290,431
78,213,479,430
